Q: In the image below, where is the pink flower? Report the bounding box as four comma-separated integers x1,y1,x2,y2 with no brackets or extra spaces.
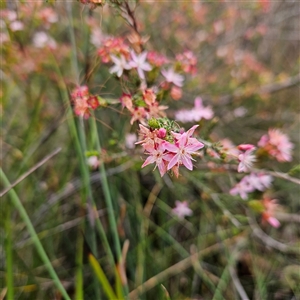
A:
87,156,99,169
71,86,99,119
176,50,197,75
135,124,161,146
129,51,152,80
172,201,193,219
141,142,172,177
157,128,167,139
229,179,253,200
125,133,137,149
230,172,273,200
246,172,273,191
170,86,182,100
262,197,280,228
161,68,184,87
97,37,130,63
175,97,214,123
109,55,131,77
238,148,256,173
147,51,169,67
220,139,240,159
258,129,293,162
143,89,156,105
130,107,147,125
148,102,168,119
164,126,204,171
238,144,256,151
120,93,133,110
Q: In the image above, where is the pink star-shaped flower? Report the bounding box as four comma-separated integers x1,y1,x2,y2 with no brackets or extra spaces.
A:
164,127,204,171
129,51,152,80
172,201,193,219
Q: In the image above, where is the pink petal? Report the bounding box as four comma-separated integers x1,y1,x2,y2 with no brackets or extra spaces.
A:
267,217,280,228
142,155,156,168
182,155,193,170
185,141,204,152
186,125,199,137
137,68,145,80
164,141,178,153
167,154,180,170
158,161,167,177
179,133,188,147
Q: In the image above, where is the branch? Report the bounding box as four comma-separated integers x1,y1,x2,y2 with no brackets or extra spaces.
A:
212,73,300,105
129,235,241,299
247,211,298,253
0,148,62,197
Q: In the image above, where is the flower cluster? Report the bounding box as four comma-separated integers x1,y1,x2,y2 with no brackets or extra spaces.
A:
138,121,204,177
258,129,293,162
121,89,168,125
93,32,198,103
176,50,197,75
97,36,130,63
71,86,100,119
230,172,273,200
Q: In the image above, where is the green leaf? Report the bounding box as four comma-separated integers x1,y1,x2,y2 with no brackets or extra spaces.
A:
88,253,118,300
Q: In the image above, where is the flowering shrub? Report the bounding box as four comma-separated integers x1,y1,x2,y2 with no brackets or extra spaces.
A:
2,1,299,299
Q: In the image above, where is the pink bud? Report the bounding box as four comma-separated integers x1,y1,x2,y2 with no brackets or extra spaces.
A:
238,144,256,151
157,128,167,138
267,217,280,228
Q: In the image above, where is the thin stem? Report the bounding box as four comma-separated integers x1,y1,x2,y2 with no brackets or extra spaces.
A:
90,115,128,294
0,169,71,300
5,205,14,300
49,51,115,267
0,147,62,197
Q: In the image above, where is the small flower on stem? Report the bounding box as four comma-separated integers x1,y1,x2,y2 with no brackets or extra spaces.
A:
129,51,152,80
161,68,184,87
109,55,131,77
164,126,204,171
172,201,193,219
237,146,256,173
262,197,280,228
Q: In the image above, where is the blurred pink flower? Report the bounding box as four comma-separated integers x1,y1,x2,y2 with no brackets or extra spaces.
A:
109,55,131,77
176,50,197,75
125,133,137,149
170,86,182,100
32,32,56,49
238,147,256,173
129,51,152,80
229,179,253,200
130,107,147,125
262,197,280,228
230,172,273,200
87,156,99,169
143,89,156,105
172,201,193,219
97,37,130,63
175,97,214,123
147,102,168,119
120,93,133,110
161,68,184,87
10,21,24,31
258,129,293,162
147,51,168,67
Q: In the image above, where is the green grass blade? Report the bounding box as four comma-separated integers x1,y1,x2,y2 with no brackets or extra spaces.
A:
88,253,118,300
0,168,71,300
